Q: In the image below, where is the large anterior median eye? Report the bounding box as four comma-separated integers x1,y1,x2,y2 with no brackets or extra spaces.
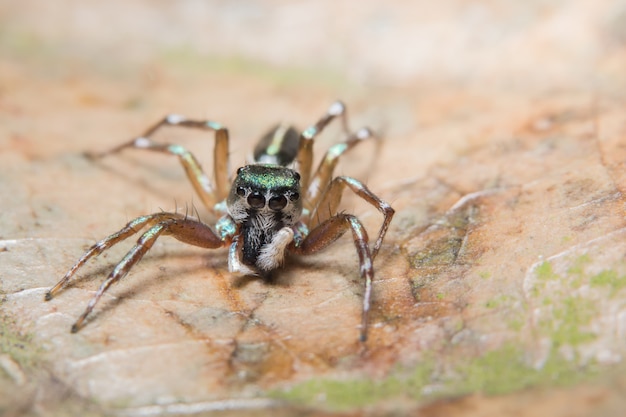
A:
269,195,288,210
247,192,266,209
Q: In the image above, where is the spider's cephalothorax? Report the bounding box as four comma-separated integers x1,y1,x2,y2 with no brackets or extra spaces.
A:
45,101,395,342
228,164,302,274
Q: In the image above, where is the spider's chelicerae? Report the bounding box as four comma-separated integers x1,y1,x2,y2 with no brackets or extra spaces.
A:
45,101,394,342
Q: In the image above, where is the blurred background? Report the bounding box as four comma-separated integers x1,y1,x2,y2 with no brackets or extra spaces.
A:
2,0,625,88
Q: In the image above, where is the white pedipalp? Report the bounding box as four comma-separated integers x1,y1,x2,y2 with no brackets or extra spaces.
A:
256,227,294,272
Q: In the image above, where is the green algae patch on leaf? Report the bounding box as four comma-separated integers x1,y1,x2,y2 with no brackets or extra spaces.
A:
0,312,41,373
529,258,600,349
270,361,434,410
271,344,599,412
590,270,626,297
549,296,597,348
524,243,626,372
453,344,597,396
535,261,559,283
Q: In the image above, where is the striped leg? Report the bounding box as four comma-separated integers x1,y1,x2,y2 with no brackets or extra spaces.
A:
88,115,230,210
45,212,184,301
305,127,375,211
310,176,394,259
45,213,228,332
291,213,374,342
296,101,350,193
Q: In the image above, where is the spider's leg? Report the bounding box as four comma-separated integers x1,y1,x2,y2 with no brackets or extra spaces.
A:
88,115,230,210
305,127,376,211
310,176,394,260
296,101,350,193
291,214,374,342
45,212,185,301
69,216,227,333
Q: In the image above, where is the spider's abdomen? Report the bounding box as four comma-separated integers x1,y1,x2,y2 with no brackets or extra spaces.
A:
253,124,300,166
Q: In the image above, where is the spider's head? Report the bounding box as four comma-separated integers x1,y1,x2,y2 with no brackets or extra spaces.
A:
227,164,302,225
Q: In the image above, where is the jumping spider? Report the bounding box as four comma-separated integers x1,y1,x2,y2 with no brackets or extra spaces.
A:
45,101,394,342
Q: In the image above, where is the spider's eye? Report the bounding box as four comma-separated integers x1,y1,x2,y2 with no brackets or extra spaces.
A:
236,186,246,197
293,172,301,182
237,167,244,175
247,192,266,209
289,192,300,202
269,195,288,210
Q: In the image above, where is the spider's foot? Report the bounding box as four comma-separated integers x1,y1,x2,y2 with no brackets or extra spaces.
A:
44,291,53,301
359,325,369,342
71,313,89,333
